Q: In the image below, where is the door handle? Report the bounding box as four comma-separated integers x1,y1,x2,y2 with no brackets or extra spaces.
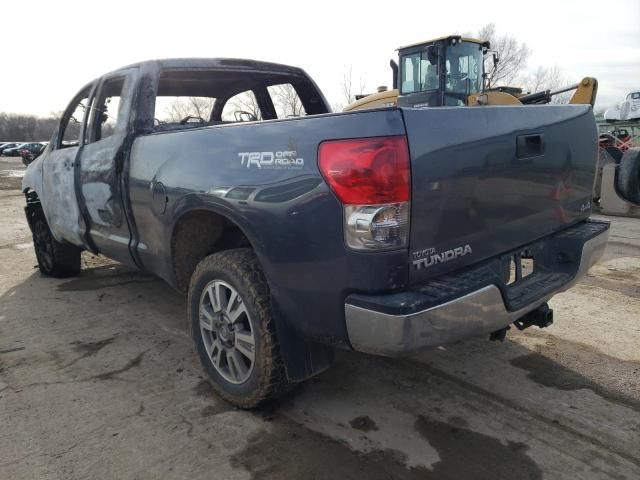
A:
516,134,544,158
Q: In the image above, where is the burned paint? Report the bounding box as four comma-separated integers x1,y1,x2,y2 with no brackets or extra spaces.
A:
39,145,86,246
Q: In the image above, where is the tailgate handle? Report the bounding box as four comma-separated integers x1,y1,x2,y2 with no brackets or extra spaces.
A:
516,134,544,158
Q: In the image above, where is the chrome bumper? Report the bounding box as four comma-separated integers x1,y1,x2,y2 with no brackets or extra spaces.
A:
345,225,609,356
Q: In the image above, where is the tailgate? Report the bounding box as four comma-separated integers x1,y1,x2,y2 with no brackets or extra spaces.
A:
403,104,597,284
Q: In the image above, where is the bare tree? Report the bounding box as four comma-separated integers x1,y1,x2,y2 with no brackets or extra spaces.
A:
524,66,565,93
269,84,305,117
164,97,215,122
473,24,574,103
337,65,366,110
523,65,571,104
0,112,47,141
34,114,61,141
163,92,264,123
477,23,530,88
0,108,110,143
225,92,262,121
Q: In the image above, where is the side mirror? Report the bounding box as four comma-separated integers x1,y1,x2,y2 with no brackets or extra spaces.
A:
616,148,640,205
426,45,439,65
492,52,499,68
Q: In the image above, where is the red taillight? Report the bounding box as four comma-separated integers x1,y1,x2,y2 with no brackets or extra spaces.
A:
318,136,410,204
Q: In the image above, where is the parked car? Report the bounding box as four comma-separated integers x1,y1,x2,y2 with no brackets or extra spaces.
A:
0,142,23,155
20,146,46,166
23,57,638,409
3,142,45,157
604,91,640,122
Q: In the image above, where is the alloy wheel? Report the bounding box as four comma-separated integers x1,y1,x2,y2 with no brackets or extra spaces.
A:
199,280,256,384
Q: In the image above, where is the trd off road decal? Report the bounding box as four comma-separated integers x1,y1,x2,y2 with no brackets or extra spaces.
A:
412,244,473,270
238,151,304,169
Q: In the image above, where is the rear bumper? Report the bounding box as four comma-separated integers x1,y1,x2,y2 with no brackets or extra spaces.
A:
344,219,609,356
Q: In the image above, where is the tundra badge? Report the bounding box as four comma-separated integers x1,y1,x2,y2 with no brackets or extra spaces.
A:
412,244,473,270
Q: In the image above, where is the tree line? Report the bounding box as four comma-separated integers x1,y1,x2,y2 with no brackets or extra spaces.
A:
0,112,61,142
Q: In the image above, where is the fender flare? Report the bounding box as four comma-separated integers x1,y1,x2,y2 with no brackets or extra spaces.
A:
169,192,266,265
169,193,335,382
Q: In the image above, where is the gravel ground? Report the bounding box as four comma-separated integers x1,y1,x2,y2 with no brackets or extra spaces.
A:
1,157,639,479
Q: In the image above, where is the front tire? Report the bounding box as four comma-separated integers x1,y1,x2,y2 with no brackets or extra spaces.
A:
27,206,81,278
188,249,287,409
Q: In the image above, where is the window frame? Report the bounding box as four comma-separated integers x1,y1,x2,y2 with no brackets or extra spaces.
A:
55,82,96,150
399,49,440,95
443,42,484,95
266,83,307,119
85,74,128,144
147,67,329,132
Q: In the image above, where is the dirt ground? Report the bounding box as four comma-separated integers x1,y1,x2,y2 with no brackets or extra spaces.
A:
1,156,639,479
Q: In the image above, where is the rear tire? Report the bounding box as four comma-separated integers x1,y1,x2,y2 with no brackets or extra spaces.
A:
188,248,288,409
27,206,81,278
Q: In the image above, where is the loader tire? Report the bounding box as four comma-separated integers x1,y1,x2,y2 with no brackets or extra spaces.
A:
616,148,640,205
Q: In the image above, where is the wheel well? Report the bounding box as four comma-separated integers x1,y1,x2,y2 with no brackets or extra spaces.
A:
23,190,42,231
171,210,252,292
24,189,40,206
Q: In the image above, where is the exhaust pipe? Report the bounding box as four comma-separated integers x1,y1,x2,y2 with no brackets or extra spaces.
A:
514,303,554,331
390,60,399,90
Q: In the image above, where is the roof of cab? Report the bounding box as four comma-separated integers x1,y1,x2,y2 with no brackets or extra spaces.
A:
397,36,488,51
109,57,305,76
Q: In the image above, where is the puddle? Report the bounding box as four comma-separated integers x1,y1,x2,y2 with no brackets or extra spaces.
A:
231,415,428,480
414,415,542,480
510,350,640,412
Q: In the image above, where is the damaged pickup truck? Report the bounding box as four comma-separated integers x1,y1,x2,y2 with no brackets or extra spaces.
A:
22,57,626,408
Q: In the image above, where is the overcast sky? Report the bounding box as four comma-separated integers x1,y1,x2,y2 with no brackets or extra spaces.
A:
1,0,638,116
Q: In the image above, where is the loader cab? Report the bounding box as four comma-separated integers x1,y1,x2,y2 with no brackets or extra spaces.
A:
397,36,489,108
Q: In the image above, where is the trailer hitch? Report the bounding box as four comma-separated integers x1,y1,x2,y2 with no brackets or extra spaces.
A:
490,303,553,341
513,303,554,331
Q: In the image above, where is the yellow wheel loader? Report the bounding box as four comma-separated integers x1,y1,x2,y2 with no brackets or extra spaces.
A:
344,36,597,111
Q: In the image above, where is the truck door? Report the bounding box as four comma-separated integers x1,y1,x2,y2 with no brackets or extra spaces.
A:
41,83,95,246
78,68,139,265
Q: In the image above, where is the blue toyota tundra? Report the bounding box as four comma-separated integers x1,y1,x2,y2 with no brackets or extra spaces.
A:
23,57,638,408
